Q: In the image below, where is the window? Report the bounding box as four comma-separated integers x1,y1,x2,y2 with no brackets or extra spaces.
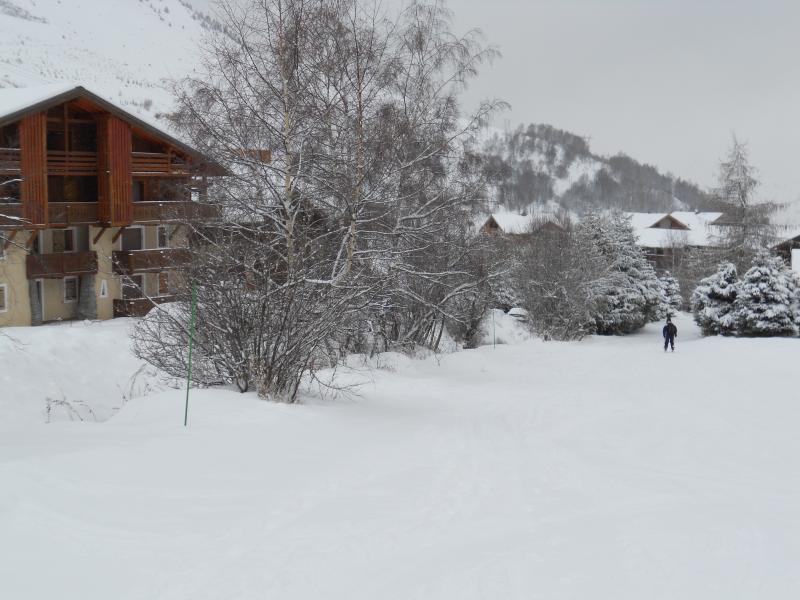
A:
99,279,108,298
121,227,143,251
52,229,75,253
157,226,168,248
122,275,144,300
70,123,97,152
63,277,78,303
0,237,6,260
132,180,145,203
0,283,7,312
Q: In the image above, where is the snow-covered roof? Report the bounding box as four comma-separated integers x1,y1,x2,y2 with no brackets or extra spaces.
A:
626,211,724,248
0,83,78,122
486,212,534,235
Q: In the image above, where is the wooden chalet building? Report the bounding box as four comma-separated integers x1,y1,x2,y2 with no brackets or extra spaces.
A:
626,211,723,270
0,84,222,326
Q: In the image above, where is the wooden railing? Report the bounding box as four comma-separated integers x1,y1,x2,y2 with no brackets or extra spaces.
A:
132,201,220,223
112,248,191,274
48,202,98,226
0,147,21,174
132,152,190,176
46,150,98,175
26,251,98,279
0,203,23,228
113,295,175,318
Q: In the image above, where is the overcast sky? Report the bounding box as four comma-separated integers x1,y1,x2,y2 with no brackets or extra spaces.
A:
434,0,800,204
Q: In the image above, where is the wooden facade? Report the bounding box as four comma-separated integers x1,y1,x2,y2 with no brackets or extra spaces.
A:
97,115,133,226
18,113,48,228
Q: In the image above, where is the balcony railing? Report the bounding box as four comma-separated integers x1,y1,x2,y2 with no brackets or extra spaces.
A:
132,201,220,224
26,251,98,279
112,248,191,274
0,147,21,174
113,295,175,318
48,202,98,226
47,150,98,175
132,152,190,176
0,203,23,228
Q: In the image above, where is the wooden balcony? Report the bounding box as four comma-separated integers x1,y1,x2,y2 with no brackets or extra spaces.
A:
132,201,220,224
26,251,98,279
112,248,191,274
0,203,23,228
132,152,191,176
0,147,21,174
113,295,176,318
47,150,98,175
48,202,98,226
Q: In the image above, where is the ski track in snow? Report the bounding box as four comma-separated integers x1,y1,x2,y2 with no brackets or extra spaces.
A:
1,313,799,598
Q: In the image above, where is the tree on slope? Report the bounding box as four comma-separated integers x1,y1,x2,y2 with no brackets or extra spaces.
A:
691,262,739,336
581,212,664,335
732,252,798,337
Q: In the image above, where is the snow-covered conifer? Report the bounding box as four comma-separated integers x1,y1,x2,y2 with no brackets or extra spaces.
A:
733,252,798,337
658,271,683,316
581,212,664,334
691,262,738,336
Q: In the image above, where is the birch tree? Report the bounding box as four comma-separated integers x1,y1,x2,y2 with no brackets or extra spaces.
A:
134,0,503,400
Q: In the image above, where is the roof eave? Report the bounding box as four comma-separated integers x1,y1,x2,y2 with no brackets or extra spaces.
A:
0,85,229,176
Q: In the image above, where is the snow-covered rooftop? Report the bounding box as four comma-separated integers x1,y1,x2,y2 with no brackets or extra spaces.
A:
626,211,724,248
0,82,78,122
486,212,534,235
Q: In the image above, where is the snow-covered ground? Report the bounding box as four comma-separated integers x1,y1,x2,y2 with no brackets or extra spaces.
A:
1,313,799,599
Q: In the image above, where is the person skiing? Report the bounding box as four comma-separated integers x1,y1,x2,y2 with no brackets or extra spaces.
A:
663,316,677,352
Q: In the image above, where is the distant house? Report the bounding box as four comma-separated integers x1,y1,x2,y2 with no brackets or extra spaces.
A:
480,212,565,236
625,211,724,269
773,230,800,271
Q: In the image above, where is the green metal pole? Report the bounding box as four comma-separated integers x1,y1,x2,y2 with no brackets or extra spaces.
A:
184,283,196,427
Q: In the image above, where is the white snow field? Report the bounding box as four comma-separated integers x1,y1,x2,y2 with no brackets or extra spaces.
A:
1,313,799,599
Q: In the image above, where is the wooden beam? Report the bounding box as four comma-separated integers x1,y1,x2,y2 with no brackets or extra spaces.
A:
111,226,127,244
25,229,38,249
93,226,108,246
3,230,18,250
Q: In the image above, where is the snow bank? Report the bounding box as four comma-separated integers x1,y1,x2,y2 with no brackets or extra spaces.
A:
1,313,799,599
0,318,172,426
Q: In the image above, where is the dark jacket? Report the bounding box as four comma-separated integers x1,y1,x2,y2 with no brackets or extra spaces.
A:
663,323,677,339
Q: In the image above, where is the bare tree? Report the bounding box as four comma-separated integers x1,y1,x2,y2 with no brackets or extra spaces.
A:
711,135,778,269
133,0,504,401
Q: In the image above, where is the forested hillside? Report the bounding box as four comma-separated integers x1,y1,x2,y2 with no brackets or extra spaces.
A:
481,124,715,215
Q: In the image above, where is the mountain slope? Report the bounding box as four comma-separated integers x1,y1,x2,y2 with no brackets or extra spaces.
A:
0,0,221,121
481,123,715,215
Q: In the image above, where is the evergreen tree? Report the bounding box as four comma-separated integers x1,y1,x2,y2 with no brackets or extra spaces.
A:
691,262,738,336
659,271,683,316
733,252,798,337
581,212,664,334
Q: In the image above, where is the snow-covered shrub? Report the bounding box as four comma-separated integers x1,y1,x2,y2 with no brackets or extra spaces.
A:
732,252,798,337
659,271,683,316
691,262,739,336
581,212,664,335
510,219,609,340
